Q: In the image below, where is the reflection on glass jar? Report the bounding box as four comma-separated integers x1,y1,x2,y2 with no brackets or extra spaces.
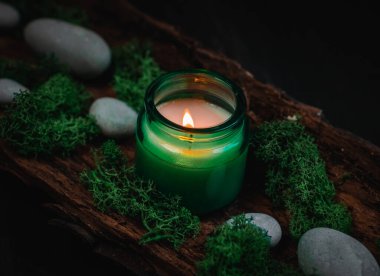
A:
136,69,249,214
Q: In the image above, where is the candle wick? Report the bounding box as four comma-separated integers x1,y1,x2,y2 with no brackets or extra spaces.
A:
188,134,193,150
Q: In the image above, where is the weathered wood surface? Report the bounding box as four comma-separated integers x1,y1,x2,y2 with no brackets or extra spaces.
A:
0,1,379,275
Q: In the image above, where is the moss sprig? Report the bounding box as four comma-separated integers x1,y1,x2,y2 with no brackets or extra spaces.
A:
0,55,68,89
252,120,352,238
0,74,98,156
197,214,301,276
112,40,164,111
80,140,200,249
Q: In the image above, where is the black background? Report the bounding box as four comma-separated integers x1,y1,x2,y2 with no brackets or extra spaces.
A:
130,0,380,146
1,1,379,275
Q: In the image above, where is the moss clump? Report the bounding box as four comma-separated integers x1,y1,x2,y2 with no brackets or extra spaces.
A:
0,55,67,89
3,0,88,25
197,215,301,276
80,140,200,249
0,74,98,156
252,120,352,239
112,40,164,111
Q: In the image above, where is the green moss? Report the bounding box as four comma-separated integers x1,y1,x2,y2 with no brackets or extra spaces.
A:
0,55,67,89
3,0,88,25
0,74,98,156
112,40,164,111
252,120,352,239
197,215,301,276
80,140,200,249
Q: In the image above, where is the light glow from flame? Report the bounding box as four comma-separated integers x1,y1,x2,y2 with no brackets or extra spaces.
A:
182,109,194,128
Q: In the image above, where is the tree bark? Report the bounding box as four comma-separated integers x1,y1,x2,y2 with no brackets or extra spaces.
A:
0,1,379,275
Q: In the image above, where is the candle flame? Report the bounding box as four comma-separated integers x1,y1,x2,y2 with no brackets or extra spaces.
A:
182,109,194,128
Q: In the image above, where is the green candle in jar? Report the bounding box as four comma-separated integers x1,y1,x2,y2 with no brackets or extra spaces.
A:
135,69,249,214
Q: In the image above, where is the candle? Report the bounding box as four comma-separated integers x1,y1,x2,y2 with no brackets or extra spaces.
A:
157,98,231,128
135,69,249,214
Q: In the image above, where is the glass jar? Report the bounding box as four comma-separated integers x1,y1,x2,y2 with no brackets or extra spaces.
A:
135,69,249,214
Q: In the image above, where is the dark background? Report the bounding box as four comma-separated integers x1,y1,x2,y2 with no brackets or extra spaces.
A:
1,1,379,275
130,0,380,146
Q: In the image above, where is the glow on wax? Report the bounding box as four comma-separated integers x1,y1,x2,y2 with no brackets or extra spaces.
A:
157,98,231,128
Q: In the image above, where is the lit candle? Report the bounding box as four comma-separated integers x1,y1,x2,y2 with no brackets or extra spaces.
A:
157,98,230,128
135,69,249,214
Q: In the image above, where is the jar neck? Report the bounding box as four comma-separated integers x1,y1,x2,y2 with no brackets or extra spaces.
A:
144,69,247,140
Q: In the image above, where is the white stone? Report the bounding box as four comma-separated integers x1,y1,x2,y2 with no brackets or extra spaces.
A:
298,227,380,276
0,2,20,28
89,97,137,138
226,213,282,247
24,18,111,78
0,78,28,103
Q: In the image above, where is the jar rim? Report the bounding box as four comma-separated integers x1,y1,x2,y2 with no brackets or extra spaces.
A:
145,69,247,134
